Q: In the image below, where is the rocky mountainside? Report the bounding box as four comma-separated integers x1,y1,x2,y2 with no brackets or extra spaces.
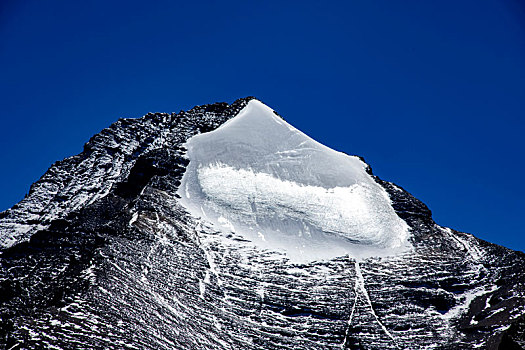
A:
1,97,524,349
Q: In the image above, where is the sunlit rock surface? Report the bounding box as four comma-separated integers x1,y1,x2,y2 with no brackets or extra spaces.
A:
1,97,525,349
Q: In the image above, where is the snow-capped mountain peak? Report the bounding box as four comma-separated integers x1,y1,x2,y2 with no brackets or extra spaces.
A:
2,97,524,349
178,100,411,262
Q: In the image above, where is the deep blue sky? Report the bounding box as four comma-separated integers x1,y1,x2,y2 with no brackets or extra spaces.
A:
1,0,524,251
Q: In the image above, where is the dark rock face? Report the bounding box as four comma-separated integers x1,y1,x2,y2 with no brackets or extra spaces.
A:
1,97,524,349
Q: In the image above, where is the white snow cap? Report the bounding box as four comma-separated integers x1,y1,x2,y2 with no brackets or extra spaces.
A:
178,99,411,262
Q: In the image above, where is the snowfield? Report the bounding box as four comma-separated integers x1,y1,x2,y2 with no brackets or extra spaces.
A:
178,100,411,262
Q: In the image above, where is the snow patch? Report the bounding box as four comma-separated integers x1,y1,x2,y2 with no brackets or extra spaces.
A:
178,100,411,262
129,212,139,226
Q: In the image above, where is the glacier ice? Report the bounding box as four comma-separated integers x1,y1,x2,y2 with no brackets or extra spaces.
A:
178,100,411,262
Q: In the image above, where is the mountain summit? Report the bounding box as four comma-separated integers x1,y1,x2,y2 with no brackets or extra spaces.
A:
179,100,410,262
1,97,524,349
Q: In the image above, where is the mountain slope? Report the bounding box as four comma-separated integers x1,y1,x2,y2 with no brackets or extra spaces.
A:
1,97,524,349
